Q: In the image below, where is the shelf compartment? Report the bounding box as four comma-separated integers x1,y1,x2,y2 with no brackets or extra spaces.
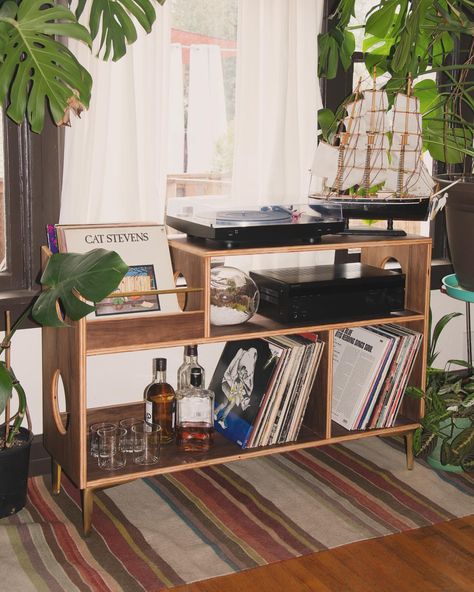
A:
86,430,329,488
86,310,205,354
84,404,417,489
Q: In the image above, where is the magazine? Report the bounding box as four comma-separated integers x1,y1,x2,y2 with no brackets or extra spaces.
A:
332,326,395,430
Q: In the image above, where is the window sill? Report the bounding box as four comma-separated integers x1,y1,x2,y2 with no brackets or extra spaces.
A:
0,289,40,331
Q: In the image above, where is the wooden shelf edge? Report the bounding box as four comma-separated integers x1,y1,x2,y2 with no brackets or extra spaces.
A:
85,422,419,489
168,235,432,257
207,311,426,343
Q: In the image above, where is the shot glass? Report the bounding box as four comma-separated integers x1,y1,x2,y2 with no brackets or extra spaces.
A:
97,426,127,471
132,422,161,465
119,417,146,453
89,422,116,458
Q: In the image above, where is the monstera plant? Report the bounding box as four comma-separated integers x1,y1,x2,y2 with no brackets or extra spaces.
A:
319,0,474,166
0,0,166,132
0,249,128,448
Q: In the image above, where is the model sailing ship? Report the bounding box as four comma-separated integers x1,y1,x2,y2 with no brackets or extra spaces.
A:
309,76,435,225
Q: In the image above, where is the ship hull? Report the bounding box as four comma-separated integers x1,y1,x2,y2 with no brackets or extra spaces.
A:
309,195,430,222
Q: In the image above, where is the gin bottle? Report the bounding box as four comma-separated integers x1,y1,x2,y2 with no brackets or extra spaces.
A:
177,344,205,390
176,368,214,452
144,358,175,444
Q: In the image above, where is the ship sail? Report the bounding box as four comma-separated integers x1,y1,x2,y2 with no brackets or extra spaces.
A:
384,93,433,198
310,83,434,203
311,87,389,194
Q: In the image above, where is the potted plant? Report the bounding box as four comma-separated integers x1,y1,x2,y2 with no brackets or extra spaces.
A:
407,311,474,472
0,0,166,133
0,248,127,517
319,1,474,279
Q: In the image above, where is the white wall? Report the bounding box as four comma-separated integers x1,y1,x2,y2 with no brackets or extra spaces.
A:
4,288,469,435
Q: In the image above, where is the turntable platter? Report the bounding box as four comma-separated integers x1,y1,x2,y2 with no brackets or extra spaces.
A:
215,207,292,224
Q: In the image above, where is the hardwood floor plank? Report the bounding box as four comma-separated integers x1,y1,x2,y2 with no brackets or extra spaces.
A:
169,516,474,592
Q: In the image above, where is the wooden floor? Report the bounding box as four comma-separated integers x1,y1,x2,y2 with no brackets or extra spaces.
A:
170,515,474,592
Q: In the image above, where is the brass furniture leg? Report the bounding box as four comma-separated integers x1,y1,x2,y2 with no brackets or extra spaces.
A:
52,461,62,495
81,488,94,537
405,431,414,470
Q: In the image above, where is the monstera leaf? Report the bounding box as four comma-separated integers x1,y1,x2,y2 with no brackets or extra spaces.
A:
32,249,128,327
0,0,92,132
76,0,166,61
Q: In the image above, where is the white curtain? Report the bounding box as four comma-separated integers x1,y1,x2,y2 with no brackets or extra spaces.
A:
231,0,324,206
187,44,227,173
60,3,171,224
168,43,185,174
227,0,328,272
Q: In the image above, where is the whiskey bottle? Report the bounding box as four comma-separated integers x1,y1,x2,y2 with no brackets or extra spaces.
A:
177,344,205,390
144,358,175,444
176,368,214,452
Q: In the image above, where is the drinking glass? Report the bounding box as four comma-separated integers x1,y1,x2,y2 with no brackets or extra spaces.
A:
119,417,145,453
97,426,127,470
132,422,161,465
89,422,116,458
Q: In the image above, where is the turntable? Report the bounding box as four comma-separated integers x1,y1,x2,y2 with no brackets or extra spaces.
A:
166,200,344,247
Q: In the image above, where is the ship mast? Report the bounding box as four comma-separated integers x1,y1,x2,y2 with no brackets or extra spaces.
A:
396,75,413,197
362,68,378,194
333,78,363,194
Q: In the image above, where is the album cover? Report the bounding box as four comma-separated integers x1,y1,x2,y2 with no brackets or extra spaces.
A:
56,223,180,319
210,338,285,448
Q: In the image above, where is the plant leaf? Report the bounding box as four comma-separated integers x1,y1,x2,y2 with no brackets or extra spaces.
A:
416,430,437,458
461,453,474,471
429,312,462,367
0,362,13,416
365,0,398,38
449,426,474,461
0,0,92,132
87,0,161,61
32,249,128,327
440,437,453,466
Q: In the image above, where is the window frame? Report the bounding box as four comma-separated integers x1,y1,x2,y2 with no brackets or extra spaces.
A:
0,115,62,330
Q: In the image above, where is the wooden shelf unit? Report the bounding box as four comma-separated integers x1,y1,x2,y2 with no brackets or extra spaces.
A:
42,234,431,535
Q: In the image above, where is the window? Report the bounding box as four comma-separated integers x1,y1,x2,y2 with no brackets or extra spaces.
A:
0,116,61,329
166,0,238,200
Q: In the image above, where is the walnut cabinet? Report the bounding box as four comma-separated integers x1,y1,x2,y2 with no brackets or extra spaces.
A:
42,234,431,535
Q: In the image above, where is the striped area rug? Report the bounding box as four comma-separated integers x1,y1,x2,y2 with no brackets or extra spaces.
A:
1,438,472,591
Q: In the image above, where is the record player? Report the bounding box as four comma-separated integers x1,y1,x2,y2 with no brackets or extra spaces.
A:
166,199,345,247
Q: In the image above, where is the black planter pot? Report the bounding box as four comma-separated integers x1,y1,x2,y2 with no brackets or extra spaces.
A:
0,427,33,518
438,177,474,291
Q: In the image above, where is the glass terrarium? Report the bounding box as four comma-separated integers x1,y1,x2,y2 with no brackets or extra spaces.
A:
210,266,260,326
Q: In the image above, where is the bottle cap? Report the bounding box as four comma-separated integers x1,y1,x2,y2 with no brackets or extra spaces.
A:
187,344,197,356
190,367,202,387
153,358,167,373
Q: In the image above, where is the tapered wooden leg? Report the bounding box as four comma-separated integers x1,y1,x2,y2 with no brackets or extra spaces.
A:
52,461,62,495
405,431,415,470
81,488,94,537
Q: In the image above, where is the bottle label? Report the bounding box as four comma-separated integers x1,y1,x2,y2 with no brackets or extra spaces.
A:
145,400,153,424
178,398,212,423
